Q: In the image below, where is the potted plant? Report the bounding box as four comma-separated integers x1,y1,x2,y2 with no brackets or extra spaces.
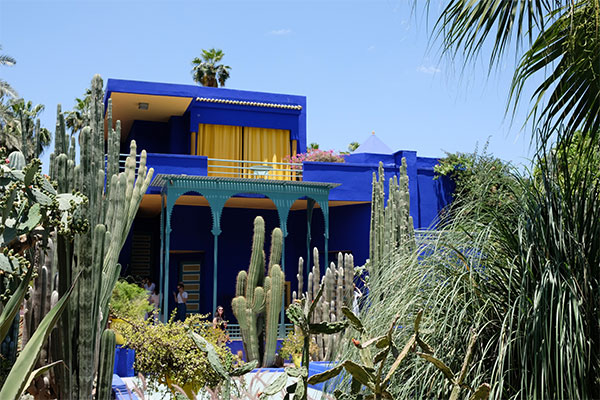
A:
278,331,318,367
118,313,238,398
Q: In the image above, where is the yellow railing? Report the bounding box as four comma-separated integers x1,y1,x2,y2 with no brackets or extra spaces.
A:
207,158,303,180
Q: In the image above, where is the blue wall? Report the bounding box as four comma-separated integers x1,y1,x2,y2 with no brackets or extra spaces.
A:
134,197,371,323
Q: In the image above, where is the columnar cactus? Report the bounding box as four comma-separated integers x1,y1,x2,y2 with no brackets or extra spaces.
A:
295,248,354,361
369,159,415,280
231,216,284,367
96,329,116,400
40,75,154,399
263,263,284,367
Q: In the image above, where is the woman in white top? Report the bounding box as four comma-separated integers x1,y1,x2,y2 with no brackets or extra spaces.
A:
173,282,188,322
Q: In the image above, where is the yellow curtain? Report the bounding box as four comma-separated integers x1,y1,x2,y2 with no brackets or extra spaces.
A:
196,124,242,177
243,127,291,180
190,132,197,156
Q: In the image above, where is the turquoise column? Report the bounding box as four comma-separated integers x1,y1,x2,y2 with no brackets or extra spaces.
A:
273,196,294,338
320,197,330,271
306,198,315,278
159,193,165,321
162,190,177,322
205,193,227,319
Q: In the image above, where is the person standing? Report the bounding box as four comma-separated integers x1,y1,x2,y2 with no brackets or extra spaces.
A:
149,287,160,324
173,282,188,322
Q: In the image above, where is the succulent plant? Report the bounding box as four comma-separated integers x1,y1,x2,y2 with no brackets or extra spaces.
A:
369,159,415,281
231,216,284,367
293,248,354,362
260,283,348,400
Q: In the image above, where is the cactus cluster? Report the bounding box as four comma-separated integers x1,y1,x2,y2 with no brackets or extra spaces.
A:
260,283,348,400
293,248,354,361
17,74,153,399
231,216,285,368
369,159,415,280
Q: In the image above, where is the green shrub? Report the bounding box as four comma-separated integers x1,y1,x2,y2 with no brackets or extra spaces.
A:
109,280,152,321
120,313,237,397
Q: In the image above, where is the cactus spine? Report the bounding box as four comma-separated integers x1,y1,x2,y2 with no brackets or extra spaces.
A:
97,329,116,400
369,159,415,280
231,216,284,367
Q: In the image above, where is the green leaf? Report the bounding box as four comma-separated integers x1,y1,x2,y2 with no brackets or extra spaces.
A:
383,333,415,386
308,283,324,317
230,360,258,376
350,377,362,394
189,331,228,380
18,203,41,233
307,364,343,385
2,187,17,224
0,273,78,400
285,366,307,378
342,306,364,332
342,360,375,390
416,352,455,382
0,263,33,342
373,348,389,364
260,373,288,397
21,360,64,396
29,188,51,206
414,309,423,333
358,335,387,349
309,321,348,335
376,336,390,349
294,379,305,399
23,164,36,188
416,336,435,355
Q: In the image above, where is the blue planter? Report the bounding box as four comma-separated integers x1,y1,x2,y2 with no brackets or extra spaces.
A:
113,345,135,377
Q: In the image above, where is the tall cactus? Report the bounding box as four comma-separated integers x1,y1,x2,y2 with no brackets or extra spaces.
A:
96,329,116,400
35,74,154,399
231,216,284,367
369,159,415,280
294,248,354,361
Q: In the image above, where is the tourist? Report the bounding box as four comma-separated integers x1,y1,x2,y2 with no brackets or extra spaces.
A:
143,277,155,297
173,282,188,322
149,287,160,323
212,305,228,331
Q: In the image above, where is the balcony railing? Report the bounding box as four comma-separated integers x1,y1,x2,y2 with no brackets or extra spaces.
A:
207,158,303,181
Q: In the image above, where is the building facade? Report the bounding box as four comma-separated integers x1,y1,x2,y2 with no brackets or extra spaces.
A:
107,79,454,324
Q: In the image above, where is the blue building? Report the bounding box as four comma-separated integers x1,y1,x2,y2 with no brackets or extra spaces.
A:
107,79,453,325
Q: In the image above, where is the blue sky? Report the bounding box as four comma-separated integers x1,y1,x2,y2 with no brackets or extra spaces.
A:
0,0,536,168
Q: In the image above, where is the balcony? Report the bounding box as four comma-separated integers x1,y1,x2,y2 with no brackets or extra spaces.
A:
121,153,304,181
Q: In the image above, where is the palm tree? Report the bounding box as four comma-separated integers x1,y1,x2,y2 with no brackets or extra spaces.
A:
430,0,600,145
1,98,50,158
0,45,17,99
65,89,92,136
191,49,231,87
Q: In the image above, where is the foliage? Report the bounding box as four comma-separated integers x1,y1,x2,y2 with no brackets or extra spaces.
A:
0,45,17,99
120,313,236,397
109,280,152,321
0,99,51,159
284,148,346,167
260,284,347,400
191,49,231,88
434,144,515,223
65,89,91,136
534,130,600,185
278,331,318,361
315,309,490,400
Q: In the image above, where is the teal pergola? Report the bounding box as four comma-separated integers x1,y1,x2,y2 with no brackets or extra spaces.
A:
152,174,339,334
